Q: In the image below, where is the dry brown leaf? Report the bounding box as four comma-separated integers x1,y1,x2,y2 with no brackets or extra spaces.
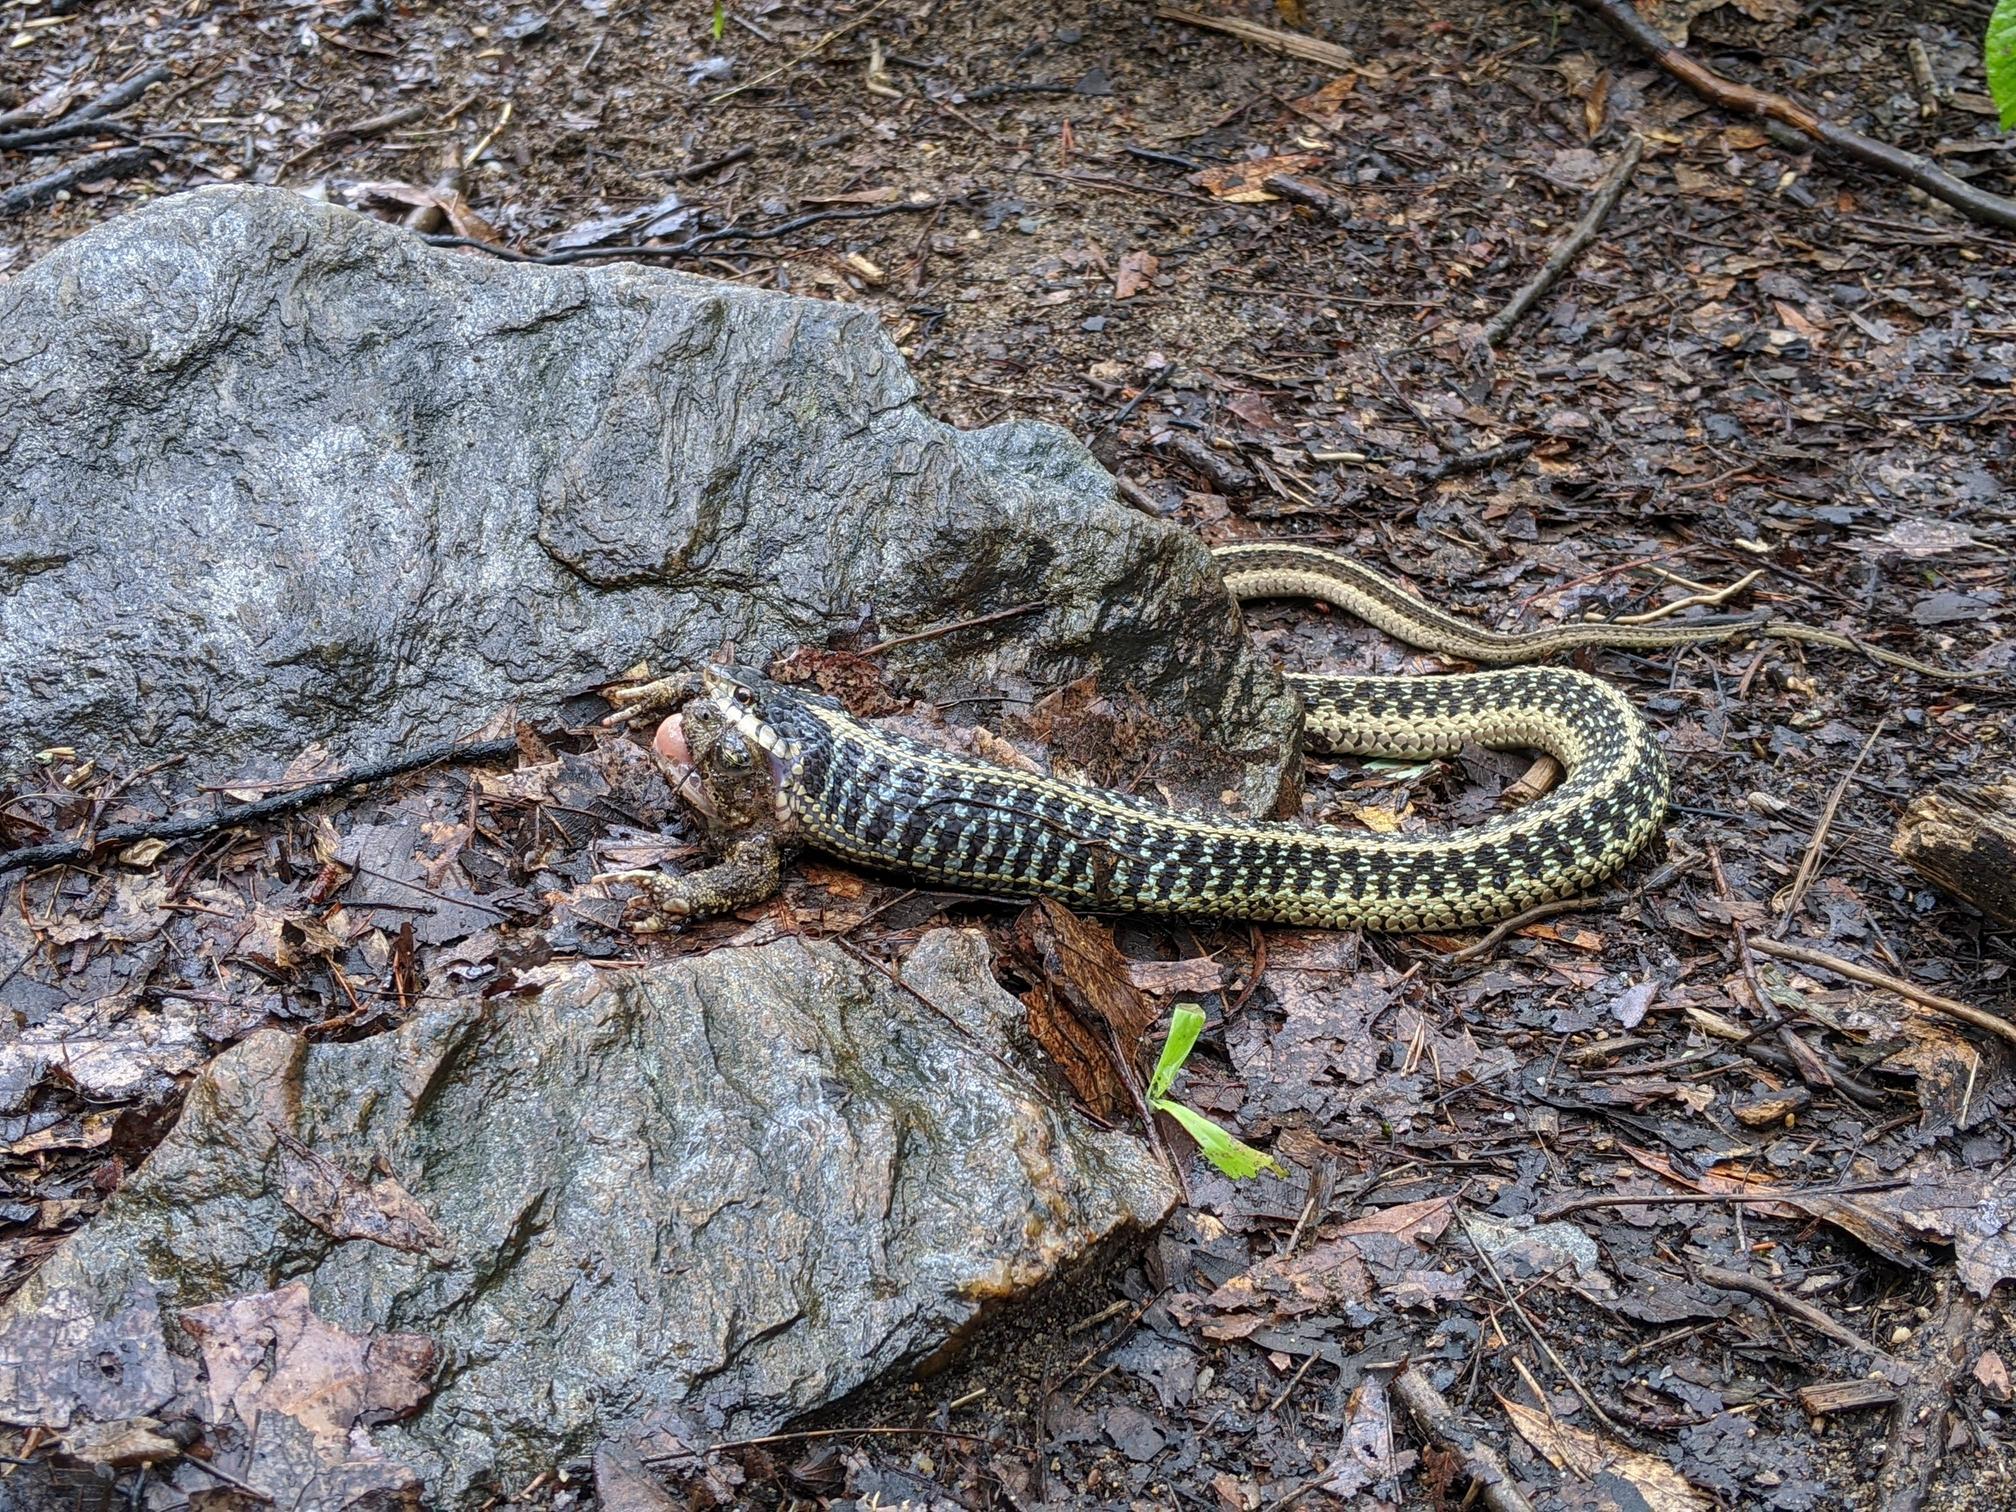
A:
275,1129,452,1257
180,1283,438,1453
1194,153,1324,203
1500,1396,1710,1508
1126,957,1224,995
1114,249,1160,300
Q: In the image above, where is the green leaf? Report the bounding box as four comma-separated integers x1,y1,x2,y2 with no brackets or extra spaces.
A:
1154,1099,1286,1180
1148,1004,1205,1102
712,0,727,42
1990,0,2016,129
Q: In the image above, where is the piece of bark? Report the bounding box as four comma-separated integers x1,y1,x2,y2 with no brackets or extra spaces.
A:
1892,781,2016,929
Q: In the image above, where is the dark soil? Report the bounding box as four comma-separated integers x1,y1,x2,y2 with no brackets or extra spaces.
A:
3,0,2013,1507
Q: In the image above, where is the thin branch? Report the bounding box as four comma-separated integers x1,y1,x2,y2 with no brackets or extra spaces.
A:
707,0,908,104
0,145,161,218
1572,0,2016,233
0,736,518,875
1483,133,1644,347
858,601,1046,656
1747,938,2016,1051
1771,719,1885,935
422,195,962,267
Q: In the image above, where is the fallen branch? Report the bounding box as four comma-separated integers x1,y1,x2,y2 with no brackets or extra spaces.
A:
0,736,518,875
1747,938,2016,1051
1154,5,1363,73
0,117,138,152
278,101,426,172
0,145,161,218
1482,133,1643,346
1891,781,2016,930
1570,0,2016,233
1391,1366,1537,1512
1697,1265,1909,1377
1877,1285,1985,1511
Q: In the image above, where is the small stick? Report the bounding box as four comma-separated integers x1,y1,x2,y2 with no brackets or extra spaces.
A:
1482,133,1643,347
1422,438,1534,482
278,101,426,172
72,61,174,121
1538,1179,1906,1223
1391,1365,1536,1512
1460,1212,1622,1434
1435,852,1701,966
676,143,756,179
0,117,139,151
427,195,963,267
1613,569,1763,624
1573,0,2016,233
648,1424,986,1462
708,0,907,103
1697,1264,1906,1371
1747,938,2016,1051
0,736,518,875
1154,5,1363,72
857,601,1046,656
1771,719,1884,935
0,144,160,217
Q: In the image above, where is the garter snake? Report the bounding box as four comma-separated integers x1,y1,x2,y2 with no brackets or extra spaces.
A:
630,542,1945,932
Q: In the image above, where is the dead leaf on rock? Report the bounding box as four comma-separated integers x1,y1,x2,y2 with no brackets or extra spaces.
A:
1015,901,1157,1122
180,1283,437,1452
1501,1394,1709,1508
275,1130,451,1258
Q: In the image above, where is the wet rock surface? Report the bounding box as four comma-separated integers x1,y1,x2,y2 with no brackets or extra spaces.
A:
0,184,1299,815
0,928,1175,1507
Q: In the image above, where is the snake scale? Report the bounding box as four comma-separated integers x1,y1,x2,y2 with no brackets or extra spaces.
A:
619,542,1945,932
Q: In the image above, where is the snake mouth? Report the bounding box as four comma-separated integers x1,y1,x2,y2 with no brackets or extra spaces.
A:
652,714,717,818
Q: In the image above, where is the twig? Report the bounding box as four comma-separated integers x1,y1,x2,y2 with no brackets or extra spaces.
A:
463,100,512,169
708,0,907,103
0,736,518,875
1771,719,1885,935
1612,568,1763,624
278,101,426,172
1538,1179,1906,1223
857,601,1047,656
0,117,138,151
647,1424,986,1463
1747,938,2016,1051
1459,1212,1623,1434
1154,5,1363,72
1391,1365,1536,1512
1571,0,2016,233
424,195,962,267
1422,438,1534,482
0,145,161,218
1435,852,1701,966
675,144,756,179
1697,1265,1908,1374
1482,133,1643,347
73,61,174,121
1877,1285,1983,1510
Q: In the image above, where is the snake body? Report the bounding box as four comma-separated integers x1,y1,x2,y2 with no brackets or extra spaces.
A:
697,543,1701,931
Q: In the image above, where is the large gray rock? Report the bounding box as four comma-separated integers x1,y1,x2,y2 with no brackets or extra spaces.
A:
0,929,1175,1507
0,185,1297,814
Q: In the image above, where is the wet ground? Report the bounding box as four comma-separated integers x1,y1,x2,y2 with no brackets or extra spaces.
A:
3,0,2014,1506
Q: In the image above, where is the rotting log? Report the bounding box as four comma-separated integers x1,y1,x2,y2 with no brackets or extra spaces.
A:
1892,781,2016,930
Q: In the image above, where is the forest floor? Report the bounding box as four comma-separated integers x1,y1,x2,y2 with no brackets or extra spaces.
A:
3,0,2014,1507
